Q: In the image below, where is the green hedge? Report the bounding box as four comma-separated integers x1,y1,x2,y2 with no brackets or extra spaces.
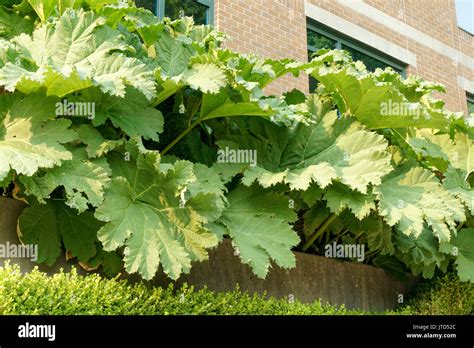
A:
395,272,474,315
0,263,471,315
0,263,356,315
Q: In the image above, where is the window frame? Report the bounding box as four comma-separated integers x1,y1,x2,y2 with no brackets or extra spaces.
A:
307,21,407,77
156,0,214,25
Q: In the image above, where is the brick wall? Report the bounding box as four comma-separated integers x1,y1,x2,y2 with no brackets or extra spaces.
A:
214,0,474,114
214,0,309,95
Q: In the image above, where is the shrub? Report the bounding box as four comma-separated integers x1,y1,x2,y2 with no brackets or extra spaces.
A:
0,263,355,315
396,272,474,315
1,264,471,315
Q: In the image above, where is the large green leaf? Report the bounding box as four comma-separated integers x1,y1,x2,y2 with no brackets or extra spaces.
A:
74,124,124,158
365,217,394,255
410,130,474,175
19,200,101,265
217,185,299,278
183,63,226,94
0,7,34,39
20,148,111,213
443,167,474,214
95,152,225,280
28,0,56,21
324,182,376,220
409,130,474,215
155,30,193,77
450,228,474,282
90,88,164,141
105,6,164,46
0,9,155,99
200,89,273,120
227,99,392,194
307,54,449,130
393,226,448,278
374,165,465,242
0,93,76,181
335,212,394,255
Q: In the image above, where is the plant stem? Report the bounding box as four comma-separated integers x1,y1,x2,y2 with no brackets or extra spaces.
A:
328,229,349,245
354,231,364,241
364,249,379,260
302,213,337,252
161,119,201,156
391,128,410,147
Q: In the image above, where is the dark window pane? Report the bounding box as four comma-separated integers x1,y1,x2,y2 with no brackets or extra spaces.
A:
468,100,474,114
307,29,337,92
307,29,337,52
309,76,318,92
135,0,156,13
307,26,405,92
342,44,400,73
165,0,208,25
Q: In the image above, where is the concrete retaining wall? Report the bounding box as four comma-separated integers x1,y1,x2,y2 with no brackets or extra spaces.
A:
154,239,419,311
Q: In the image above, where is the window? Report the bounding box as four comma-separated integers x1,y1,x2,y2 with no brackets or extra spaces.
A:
468,94,474,115
135,0,156,14
455,0,474,35
307,21,406,91
136,0,214,25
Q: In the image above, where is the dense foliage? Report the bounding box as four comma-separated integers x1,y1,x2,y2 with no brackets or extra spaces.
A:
0,0,473,282
0,263,471,315
0,263,352,315
398,271,474,315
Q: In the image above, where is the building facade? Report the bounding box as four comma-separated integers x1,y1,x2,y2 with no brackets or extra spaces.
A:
144,0,474,115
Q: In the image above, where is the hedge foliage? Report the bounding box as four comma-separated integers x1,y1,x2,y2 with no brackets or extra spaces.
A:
0,263,471,315
1,0,474,284
396,272,474,315
0,263,353,315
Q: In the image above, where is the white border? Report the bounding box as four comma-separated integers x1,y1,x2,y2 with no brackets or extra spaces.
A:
458,76,474,94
